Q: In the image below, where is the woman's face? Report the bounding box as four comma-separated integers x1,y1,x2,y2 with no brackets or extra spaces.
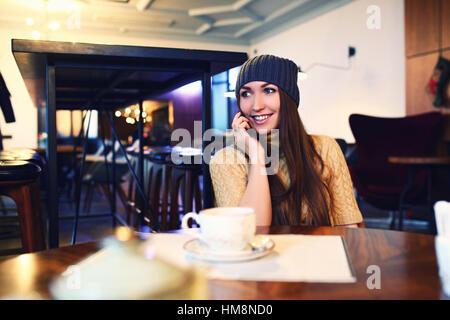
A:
238,81,280,133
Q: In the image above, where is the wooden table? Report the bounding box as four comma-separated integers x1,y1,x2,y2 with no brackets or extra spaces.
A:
34,145,83,154
388,156,450,232
388,156,450,166
0,226,447,300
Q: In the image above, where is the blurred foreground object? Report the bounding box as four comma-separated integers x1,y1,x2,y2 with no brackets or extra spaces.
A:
434,201,450,297
50,227,208,299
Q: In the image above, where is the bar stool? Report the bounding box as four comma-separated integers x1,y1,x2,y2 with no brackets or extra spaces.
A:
166,150,203,230
126,146,170,229
145,155,171,231
0,149,45,215
126,146,203,231
0,149,44,168
0,160,45,252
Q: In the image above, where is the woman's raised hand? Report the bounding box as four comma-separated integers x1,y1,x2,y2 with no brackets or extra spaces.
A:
232,112,264,163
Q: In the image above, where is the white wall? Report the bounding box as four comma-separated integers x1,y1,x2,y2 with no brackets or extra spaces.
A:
0,25,248,149
249,0,405,143
0,0,405,147
0,29,39,149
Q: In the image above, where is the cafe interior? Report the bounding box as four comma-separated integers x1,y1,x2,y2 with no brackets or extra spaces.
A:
0,0,449,300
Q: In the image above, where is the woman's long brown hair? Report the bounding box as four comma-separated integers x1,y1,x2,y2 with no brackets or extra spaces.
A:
238,89,332,226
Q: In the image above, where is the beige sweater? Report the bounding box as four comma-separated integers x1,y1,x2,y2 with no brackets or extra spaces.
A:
209,135,363,226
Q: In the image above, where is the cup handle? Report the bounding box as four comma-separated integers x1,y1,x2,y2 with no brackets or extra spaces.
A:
181,212,199,229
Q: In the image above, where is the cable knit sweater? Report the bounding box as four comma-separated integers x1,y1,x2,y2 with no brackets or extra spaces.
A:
209,134,363,226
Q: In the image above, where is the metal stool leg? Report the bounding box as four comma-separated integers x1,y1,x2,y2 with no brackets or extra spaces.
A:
398,166,415,231
389,210,397,230
427,167,437,235
72,111,92,245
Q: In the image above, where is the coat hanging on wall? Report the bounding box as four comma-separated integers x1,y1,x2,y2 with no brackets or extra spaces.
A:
0,72,16,123
426,56,450,108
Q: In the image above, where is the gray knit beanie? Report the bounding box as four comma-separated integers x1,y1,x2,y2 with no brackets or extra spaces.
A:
235,55,300,106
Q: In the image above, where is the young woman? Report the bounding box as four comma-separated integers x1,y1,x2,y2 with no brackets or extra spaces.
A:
209,55,363,227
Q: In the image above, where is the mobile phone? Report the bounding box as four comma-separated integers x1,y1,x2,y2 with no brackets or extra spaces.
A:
239,111,253,129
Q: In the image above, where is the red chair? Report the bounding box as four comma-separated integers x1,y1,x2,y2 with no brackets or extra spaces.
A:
349,112,443,230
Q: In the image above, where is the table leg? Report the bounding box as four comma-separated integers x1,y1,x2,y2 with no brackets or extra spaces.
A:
184,170,193,213
202,72,213,209
46,64,58,248
71,111,92,245
138,101,145,228
427,167,437,235
111,128,117,229
389,211,398,230
398,166,415,231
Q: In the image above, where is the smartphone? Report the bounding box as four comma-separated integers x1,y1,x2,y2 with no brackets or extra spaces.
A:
239,110,253,129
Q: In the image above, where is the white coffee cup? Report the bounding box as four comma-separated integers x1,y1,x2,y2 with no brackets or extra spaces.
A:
181,207,256,253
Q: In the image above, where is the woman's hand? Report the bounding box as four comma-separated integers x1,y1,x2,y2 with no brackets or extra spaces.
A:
231,112,272,226
232,112,264,163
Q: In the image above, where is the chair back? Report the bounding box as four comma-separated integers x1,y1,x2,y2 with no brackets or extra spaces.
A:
167,163,203,230
349,112,442,186
146,159,170,230
349,112,443,211
335,138,347,156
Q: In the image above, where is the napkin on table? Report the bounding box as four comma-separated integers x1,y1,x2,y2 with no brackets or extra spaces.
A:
434,201,450,297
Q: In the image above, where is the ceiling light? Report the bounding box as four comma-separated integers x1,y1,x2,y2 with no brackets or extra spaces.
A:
48,21,60,31
32,30,40,40
115,111,121,117
26,18,34,26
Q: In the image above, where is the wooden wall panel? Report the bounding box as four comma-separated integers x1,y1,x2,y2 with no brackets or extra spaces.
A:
439,49,450,142
442,49,450,64
405,0,440,57
405,0,450,159
441,0,450,49
406,52,439,115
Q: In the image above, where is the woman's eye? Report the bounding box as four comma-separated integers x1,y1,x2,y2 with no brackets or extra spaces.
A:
264,87,276,94
240,91,250,97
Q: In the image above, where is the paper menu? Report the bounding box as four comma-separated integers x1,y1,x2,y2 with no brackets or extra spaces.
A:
50,232,357,300
151,233,356,283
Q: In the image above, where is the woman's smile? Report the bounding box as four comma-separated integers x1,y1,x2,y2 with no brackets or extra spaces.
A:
251,113,273,125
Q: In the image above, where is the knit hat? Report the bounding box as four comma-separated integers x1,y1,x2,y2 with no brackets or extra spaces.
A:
235,55,300,106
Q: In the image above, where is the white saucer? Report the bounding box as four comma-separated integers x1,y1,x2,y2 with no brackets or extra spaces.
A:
183,237,275,262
